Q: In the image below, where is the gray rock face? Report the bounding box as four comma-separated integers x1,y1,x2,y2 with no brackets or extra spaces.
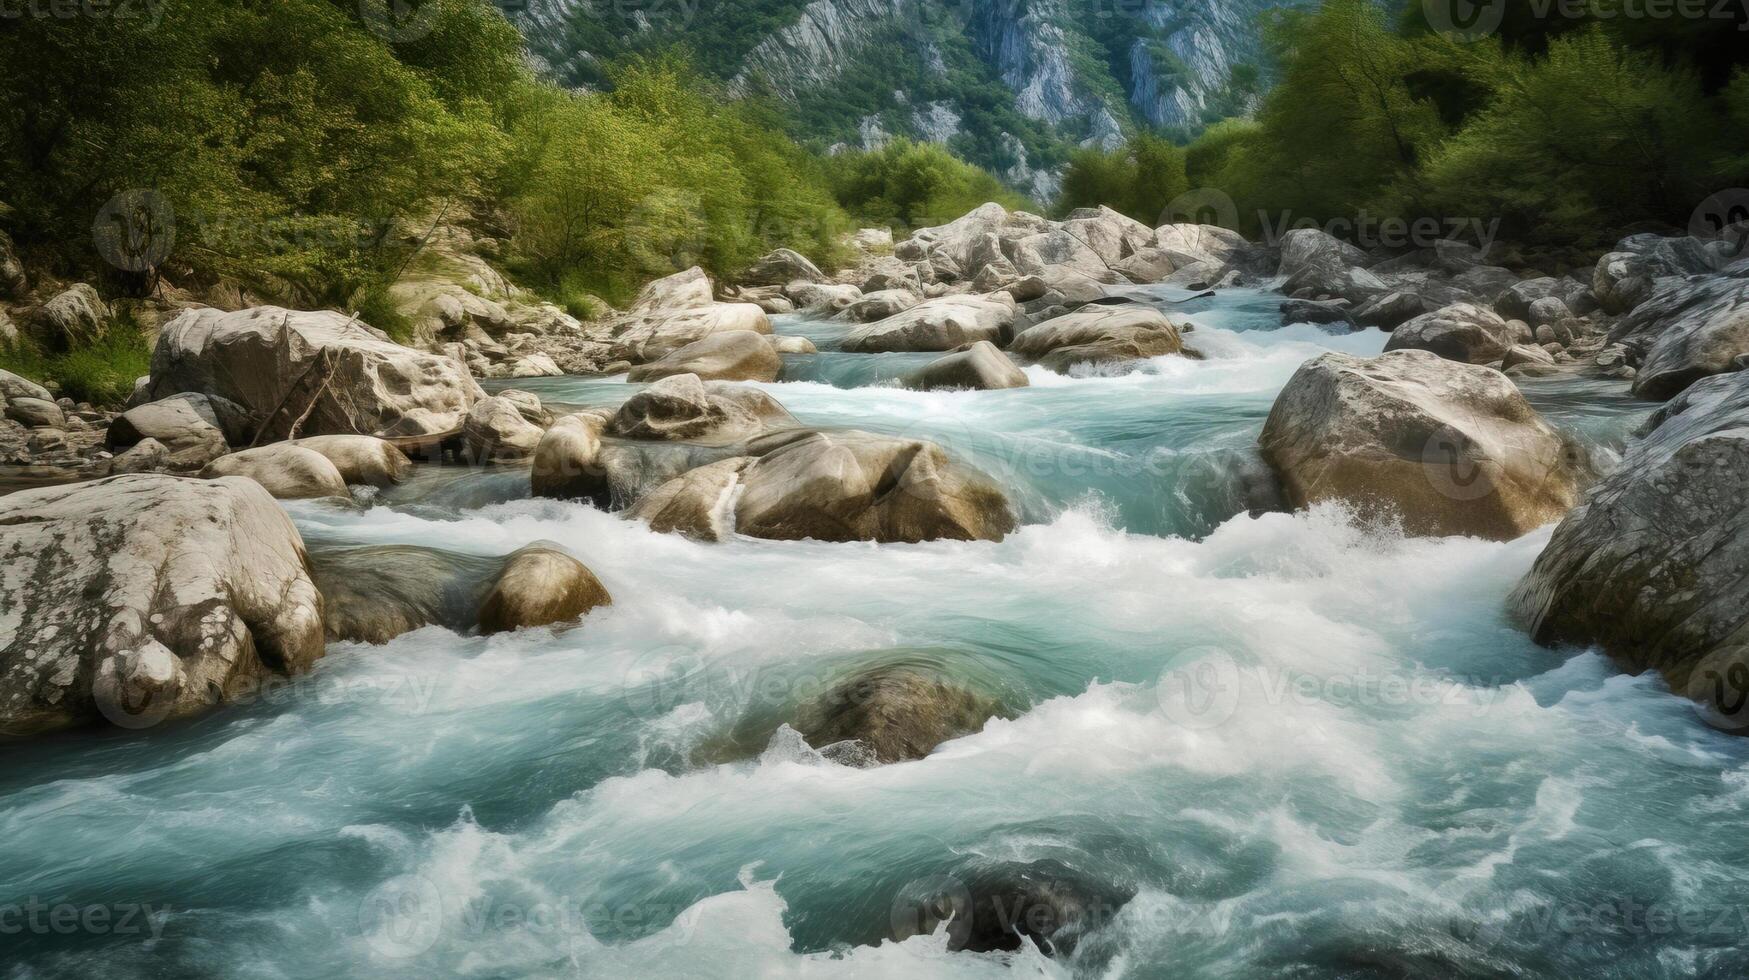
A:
0,475,325,734
1260,350,1595,540
743,248,827,286
201,444,350,499
462,395,545,463
1009,302,1184,372
631,266,715,313
1277,229,1368,279
843,296,1017,353
1384,303,1519,365
609,374,797,443
846,288,923,323
629,428,1018,544
627,330,782,383
4,397,64,429
106,393,238,470
1593,233,1732,314
148,307,484,439
1610,260,1749,400
902,341,1030,391
25,284,109,351
1508,370,1749,729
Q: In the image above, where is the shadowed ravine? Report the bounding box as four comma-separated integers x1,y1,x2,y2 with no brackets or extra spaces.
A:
2,289,1745,978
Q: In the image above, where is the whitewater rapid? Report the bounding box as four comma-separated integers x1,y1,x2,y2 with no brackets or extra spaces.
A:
4,288,1746,978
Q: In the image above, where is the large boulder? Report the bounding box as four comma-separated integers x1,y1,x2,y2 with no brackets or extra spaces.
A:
1383,303,1520,365
612,302,772,360
792,665,1007,764
0,231,26,299
147,307,483,439
1154,223,1251,266
1508,371,1749,729
531,412,610,501
845,288,922,323
0,475,324,734
5,397,64,429
609,374,796,443
1282,260,1389,306
631,266,714,313
105,393,237,469
1593,234,1731,315
25,284,109,351
0,368,51,403
1008,303,1184,373
290,435,412,488
630,429,1016,543
1609,260,1749,400
902,341,1030,391
785,282,861,313
463,395,546,462
201,444,350,499
1259,350,1595,540
476,543,611,635
743,248,826,286
1059,206,1153,265
1277,228,1368,278
1009,229,1118,280
842,296,1016,353
1496,276,1596,321
627,330,781,383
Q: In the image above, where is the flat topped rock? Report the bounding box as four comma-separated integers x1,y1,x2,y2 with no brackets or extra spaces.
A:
609,374,796,444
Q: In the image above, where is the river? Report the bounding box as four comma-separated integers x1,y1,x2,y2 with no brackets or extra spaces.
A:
4,287,1746,978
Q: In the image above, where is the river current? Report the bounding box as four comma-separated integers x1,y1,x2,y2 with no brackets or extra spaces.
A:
4,288,1747,978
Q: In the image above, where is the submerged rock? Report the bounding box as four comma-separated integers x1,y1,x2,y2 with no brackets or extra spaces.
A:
1508,371,1749,730
889,859,1133,956
794,665,1007,764
1260,350,1595,540
0,475,324,734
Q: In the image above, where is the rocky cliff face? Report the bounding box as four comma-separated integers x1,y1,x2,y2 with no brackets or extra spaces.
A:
512,0,1310,198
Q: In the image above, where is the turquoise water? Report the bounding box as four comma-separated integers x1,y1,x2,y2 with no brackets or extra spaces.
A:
4,289,1745,978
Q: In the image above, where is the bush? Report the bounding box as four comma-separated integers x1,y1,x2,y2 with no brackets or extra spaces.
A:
828,139,1032,231
1057,134,1189,224
0,313,151,408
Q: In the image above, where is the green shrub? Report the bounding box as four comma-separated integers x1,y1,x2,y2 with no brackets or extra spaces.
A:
0,313,152,408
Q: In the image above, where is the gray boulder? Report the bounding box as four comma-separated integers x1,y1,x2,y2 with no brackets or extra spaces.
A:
0,231,26,299
0,475,324,734
1277,228,1368,278
0,368,51,403
1260,350,1595,540
531,412,610,501
290,435,412,488
1610,261,1749,400
477,543,611,635
1009,303,1184,373
845,288,922,323
1508,370,1749,729
5,397,65,429
610,374,796,443
842,296,1016,353
463,394,546,462
25,284,109,351
1384,303,1518,364
743,248,826,286
149,307,483,439
627,330,781,383
902,341,1030,391
105,393,235,469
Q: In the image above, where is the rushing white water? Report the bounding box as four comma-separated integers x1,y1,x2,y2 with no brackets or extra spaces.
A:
4,289,1746,978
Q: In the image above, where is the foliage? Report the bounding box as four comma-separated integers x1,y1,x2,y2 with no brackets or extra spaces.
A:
828,140,1033,232
1057,135,1189,224
0,314,152,407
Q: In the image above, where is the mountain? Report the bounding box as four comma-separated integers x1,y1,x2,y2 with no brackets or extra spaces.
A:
511,0,1312,200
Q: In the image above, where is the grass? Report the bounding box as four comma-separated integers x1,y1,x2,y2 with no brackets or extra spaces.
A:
0,312,152,407
348,283,415,344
